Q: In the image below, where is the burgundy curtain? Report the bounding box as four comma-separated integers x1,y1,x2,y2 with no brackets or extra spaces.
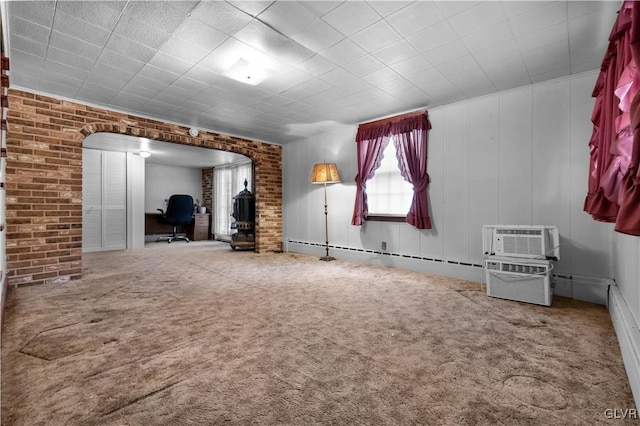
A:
394,119,432,229
351,134,390,225
351,111,432,228
585,0,640,236
616,1,640,235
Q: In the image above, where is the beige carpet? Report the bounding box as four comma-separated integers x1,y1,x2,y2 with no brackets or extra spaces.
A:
1,241,635,425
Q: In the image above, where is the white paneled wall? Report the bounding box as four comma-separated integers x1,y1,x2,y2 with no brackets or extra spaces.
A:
614,233,640,327
283,71,615,282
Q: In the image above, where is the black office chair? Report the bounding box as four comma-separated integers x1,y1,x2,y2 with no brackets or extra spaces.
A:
157,194,194,243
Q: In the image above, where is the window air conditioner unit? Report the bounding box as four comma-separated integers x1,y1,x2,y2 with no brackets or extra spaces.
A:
482,225,560,260
485,257,553,306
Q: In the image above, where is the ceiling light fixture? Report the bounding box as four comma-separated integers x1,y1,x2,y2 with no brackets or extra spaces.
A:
139,151,151,158
223,58,273,86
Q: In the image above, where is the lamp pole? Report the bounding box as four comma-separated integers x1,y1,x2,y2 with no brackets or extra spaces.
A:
320,182,335,261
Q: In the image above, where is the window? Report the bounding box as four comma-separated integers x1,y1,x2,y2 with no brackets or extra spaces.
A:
366,139,413,217
213,161,252,240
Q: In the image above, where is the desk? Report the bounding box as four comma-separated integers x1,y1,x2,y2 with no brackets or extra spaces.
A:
145,213,210,241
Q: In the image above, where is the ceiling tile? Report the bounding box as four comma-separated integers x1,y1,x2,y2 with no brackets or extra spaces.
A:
471,40,520,66
44,59,90,81
405,67,447,90
434,1,481,18
122,1,187,34
137,64,181,85
290,19,344,52
344,55,386,77
228,1,274,17
234,20,316,65
258,1,318,37
300,1,343,17
172,17,229,50
372,40,419,65
113,15,172,50
406,20,459,54
56,1,124,30
389,55,432,76
422,40,470,67
462,21,514,53
321,68,372,92
148,52,194,76
508,1,567,37
530,66,571,84
49,46,96,72
387,2,444,37
9,17,51,45
521,41,570,75
296,54,338,77
8,1,55,27
322,2,381,36
96,50,145,75
53,11,111,47
516,23,567,53
321,39,366,65
501,1,552,18
435,54,480,76
568,7,619,39
189,1,253,36
110,92,149,110
447,2,508,38
10,35,47,58
363,67,401,86
158,36,211,65
350,20,402,52
367,1,411,17
49,31,102,61
104,33,158,64
378,77,416,95
490,69,532,91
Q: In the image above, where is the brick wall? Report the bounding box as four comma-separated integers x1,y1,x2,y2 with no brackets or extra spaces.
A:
6,89,282,287
201,167,213,215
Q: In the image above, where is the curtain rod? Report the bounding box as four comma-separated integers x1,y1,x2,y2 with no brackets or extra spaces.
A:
358,109,427,129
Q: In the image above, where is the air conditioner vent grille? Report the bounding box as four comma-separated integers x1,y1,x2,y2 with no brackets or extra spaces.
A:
496,229,543,236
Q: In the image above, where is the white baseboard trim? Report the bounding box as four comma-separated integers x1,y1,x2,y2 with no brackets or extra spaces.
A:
286,240,613,305
609,284,640,408
287,240,483,283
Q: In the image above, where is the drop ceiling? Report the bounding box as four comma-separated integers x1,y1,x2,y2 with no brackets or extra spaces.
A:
6,1,620,146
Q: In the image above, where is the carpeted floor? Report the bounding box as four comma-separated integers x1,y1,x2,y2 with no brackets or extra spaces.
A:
1,241,636,425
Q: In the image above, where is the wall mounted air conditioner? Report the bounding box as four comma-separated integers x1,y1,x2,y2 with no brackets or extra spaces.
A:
482,225,560,260
485,256,553,306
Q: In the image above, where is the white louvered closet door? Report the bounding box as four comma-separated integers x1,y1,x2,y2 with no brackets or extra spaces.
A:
82,149,126,252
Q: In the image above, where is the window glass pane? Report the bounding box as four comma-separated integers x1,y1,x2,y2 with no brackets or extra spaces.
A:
214,161,252,239
367,141,413,216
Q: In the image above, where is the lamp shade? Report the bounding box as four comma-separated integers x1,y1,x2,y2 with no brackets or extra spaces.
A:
311,163,341,184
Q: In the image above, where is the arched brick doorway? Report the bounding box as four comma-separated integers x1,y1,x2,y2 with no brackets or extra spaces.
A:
6,90,282,286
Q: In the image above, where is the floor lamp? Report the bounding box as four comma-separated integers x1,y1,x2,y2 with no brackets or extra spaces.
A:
311,163,341,261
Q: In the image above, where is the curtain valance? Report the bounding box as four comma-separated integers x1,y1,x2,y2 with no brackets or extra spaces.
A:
355,110,431,142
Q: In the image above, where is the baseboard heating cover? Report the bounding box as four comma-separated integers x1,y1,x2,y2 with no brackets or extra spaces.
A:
286,240,613,306
609,284,640,408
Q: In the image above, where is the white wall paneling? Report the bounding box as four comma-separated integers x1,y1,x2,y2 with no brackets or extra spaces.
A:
283,72,615,293
570,74,615,279
468,96,500,265
532,80,572,273
145,164,203,213
442,103,471,262
498,86,533,225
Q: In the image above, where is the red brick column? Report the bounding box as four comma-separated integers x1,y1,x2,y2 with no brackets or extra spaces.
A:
6,89,282,286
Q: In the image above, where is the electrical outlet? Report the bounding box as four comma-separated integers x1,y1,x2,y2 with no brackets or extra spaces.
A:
381,241,387,250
